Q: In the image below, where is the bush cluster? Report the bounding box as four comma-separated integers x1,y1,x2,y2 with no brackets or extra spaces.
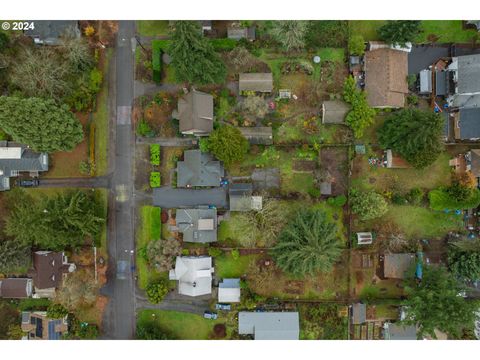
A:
150,144,160,166
150,172,161,188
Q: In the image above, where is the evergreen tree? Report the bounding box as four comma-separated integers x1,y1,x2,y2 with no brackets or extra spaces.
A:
350,189,388,221
271,209,342,276
0,96,84,152
379,20,422,46
377,108,444,169
270,21,308,52
0,239,31,273
403,265,477,338
169,21,226,85
204,125,249,168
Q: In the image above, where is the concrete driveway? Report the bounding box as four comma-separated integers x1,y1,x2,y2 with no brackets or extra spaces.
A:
153,186,228,209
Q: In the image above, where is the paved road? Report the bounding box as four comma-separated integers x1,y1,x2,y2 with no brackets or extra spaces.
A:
153,186,228,209
102,20,136,340
39,176,110,188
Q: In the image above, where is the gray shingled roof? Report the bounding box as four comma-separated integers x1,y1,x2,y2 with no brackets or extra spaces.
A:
173,90,214,136
175,208,217,243
24,21,80,45
176,150,224,188
238,312,300,340
470,149,480,177
0,141,49,191
459,108,480,139
352,303,366,324
384,323,418,340
457,54,480,94
239,73,273,92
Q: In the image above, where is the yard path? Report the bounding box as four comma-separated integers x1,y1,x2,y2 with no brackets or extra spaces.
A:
136,136,197,147
135,289,210,315
39,176,111,189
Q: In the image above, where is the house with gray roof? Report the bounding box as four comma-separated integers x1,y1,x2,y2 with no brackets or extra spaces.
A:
175,207,217,243
229,183,263,212
24,20,80,45
351,303,367,325
0,141,49,191
238,312,300,340
176,150,224,188
467,149,480,179
0,278,33,299
169,256,214,297
218,278,241,303
239,73,273,93
238,127,273,145
383,323,418,340
322,100,351,124
172,89,214,136
454,108,480,140
447,54,480,109
227,25,256,41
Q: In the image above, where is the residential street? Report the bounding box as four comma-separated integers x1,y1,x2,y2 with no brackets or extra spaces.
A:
102,20,136,340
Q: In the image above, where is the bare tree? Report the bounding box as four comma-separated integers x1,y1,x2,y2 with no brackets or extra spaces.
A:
270,21,309,52
56,268,98,310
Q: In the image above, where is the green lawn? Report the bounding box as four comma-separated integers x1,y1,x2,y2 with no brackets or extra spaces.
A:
417,20,478,43
136,21,170,37
93,49,112,176
349,20,386,41
137,310,228,340
385,205,463,238
316,48,345,62
136,206,162,289
215,253,260,278
94,189,109,258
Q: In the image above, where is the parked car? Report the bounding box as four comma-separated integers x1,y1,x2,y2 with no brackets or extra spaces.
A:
203,311,218,320
215,303,231,311
16,179,39,187
116,260,129,280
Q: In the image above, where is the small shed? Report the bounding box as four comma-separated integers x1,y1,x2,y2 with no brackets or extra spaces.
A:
351,303,367,325
356,232,373,245
239,73,273,93
218,278,241,303
239,127,273,145
321,101,350,124
227,26,256,41
320,182,332,195
355,144,366,155
419,69,432,94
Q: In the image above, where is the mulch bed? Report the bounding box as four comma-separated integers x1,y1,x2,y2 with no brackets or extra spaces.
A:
320,147,349,196
292,160,317,172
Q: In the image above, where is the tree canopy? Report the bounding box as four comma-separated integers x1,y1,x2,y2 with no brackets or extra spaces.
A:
270,21,309,52
403,265,477,338
378,20,422,46
0,239,31,273
271,209,343,276
448,240,480,281
377,108,444,169
203,125,249,168
0,96,84,152
5,190,105,250
348,35,365,56
343,76,376,138
56,268,98,310
169,21,226,85
350,189,388,221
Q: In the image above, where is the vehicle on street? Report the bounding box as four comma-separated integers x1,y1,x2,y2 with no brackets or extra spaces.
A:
116,260,130,280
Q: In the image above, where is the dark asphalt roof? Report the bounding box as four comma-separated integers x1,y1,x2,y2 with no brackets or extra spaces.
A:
153,186,228,209
175,208,217,243
352,303,367,324
24,20,80,45
457,54,480,94
408,45,449,75
31,251,67,290
459,108,480,139
177,150,224,188
436,71,447,96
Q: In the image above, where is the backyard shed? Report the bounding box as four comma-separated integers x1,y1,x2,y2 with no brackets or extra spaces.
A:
351,303,367,325
419,69,432,94
321,100,351,124
239,73,273,93
383,253,415,279
383,323,418,340
356,232,373,245
227,26,256,41
218,278,241,303
239,127,273,145
238,312,300,340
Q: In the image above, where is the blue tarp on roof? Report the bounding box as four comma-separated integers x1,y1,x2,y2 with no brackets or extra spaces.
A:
48,320,63,340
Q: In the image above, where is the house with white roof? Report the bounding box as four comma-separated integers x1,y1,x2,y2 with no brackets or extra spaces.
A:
169,256,214,297
218,278,241,303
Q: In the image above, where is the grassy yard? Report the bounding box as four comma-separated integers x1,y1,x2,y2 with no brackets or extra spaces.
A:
215,253,260,278
136,205,162,289
417,20,478,43
137,310,230,340
93,49,112,176
316,48,345,62
349,20,386,41
95,189,109,259
136,21,170,37
384,205,463,239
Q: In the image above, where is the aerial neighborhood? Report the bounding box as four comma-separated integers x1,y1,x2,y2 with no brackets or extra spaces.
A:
1,19,480,342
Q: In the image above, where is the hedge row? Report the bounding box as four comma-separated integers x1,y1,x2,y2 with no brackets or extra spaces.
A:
150,144,160,166
150,172,161,188
152,42,163,84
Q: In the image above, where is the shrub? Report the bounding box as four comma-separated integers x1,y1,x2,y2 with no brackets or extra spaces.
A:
231,249,240,260
348,34,365,55
343,76,376,138
407,187,424,205
47,304,69,319
150,144,160,166
350,189,388,221
207,125,249,168
137,119,155,137
152,42,162,84
150,172,161,188
208,247,222,257
308,188,321,198
429,188,480,211
18,298,51,311
392,193,408,205
210,38,237,51
407,94,419,106
145,280,169,304
327,195,347,207
199,138,210,152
